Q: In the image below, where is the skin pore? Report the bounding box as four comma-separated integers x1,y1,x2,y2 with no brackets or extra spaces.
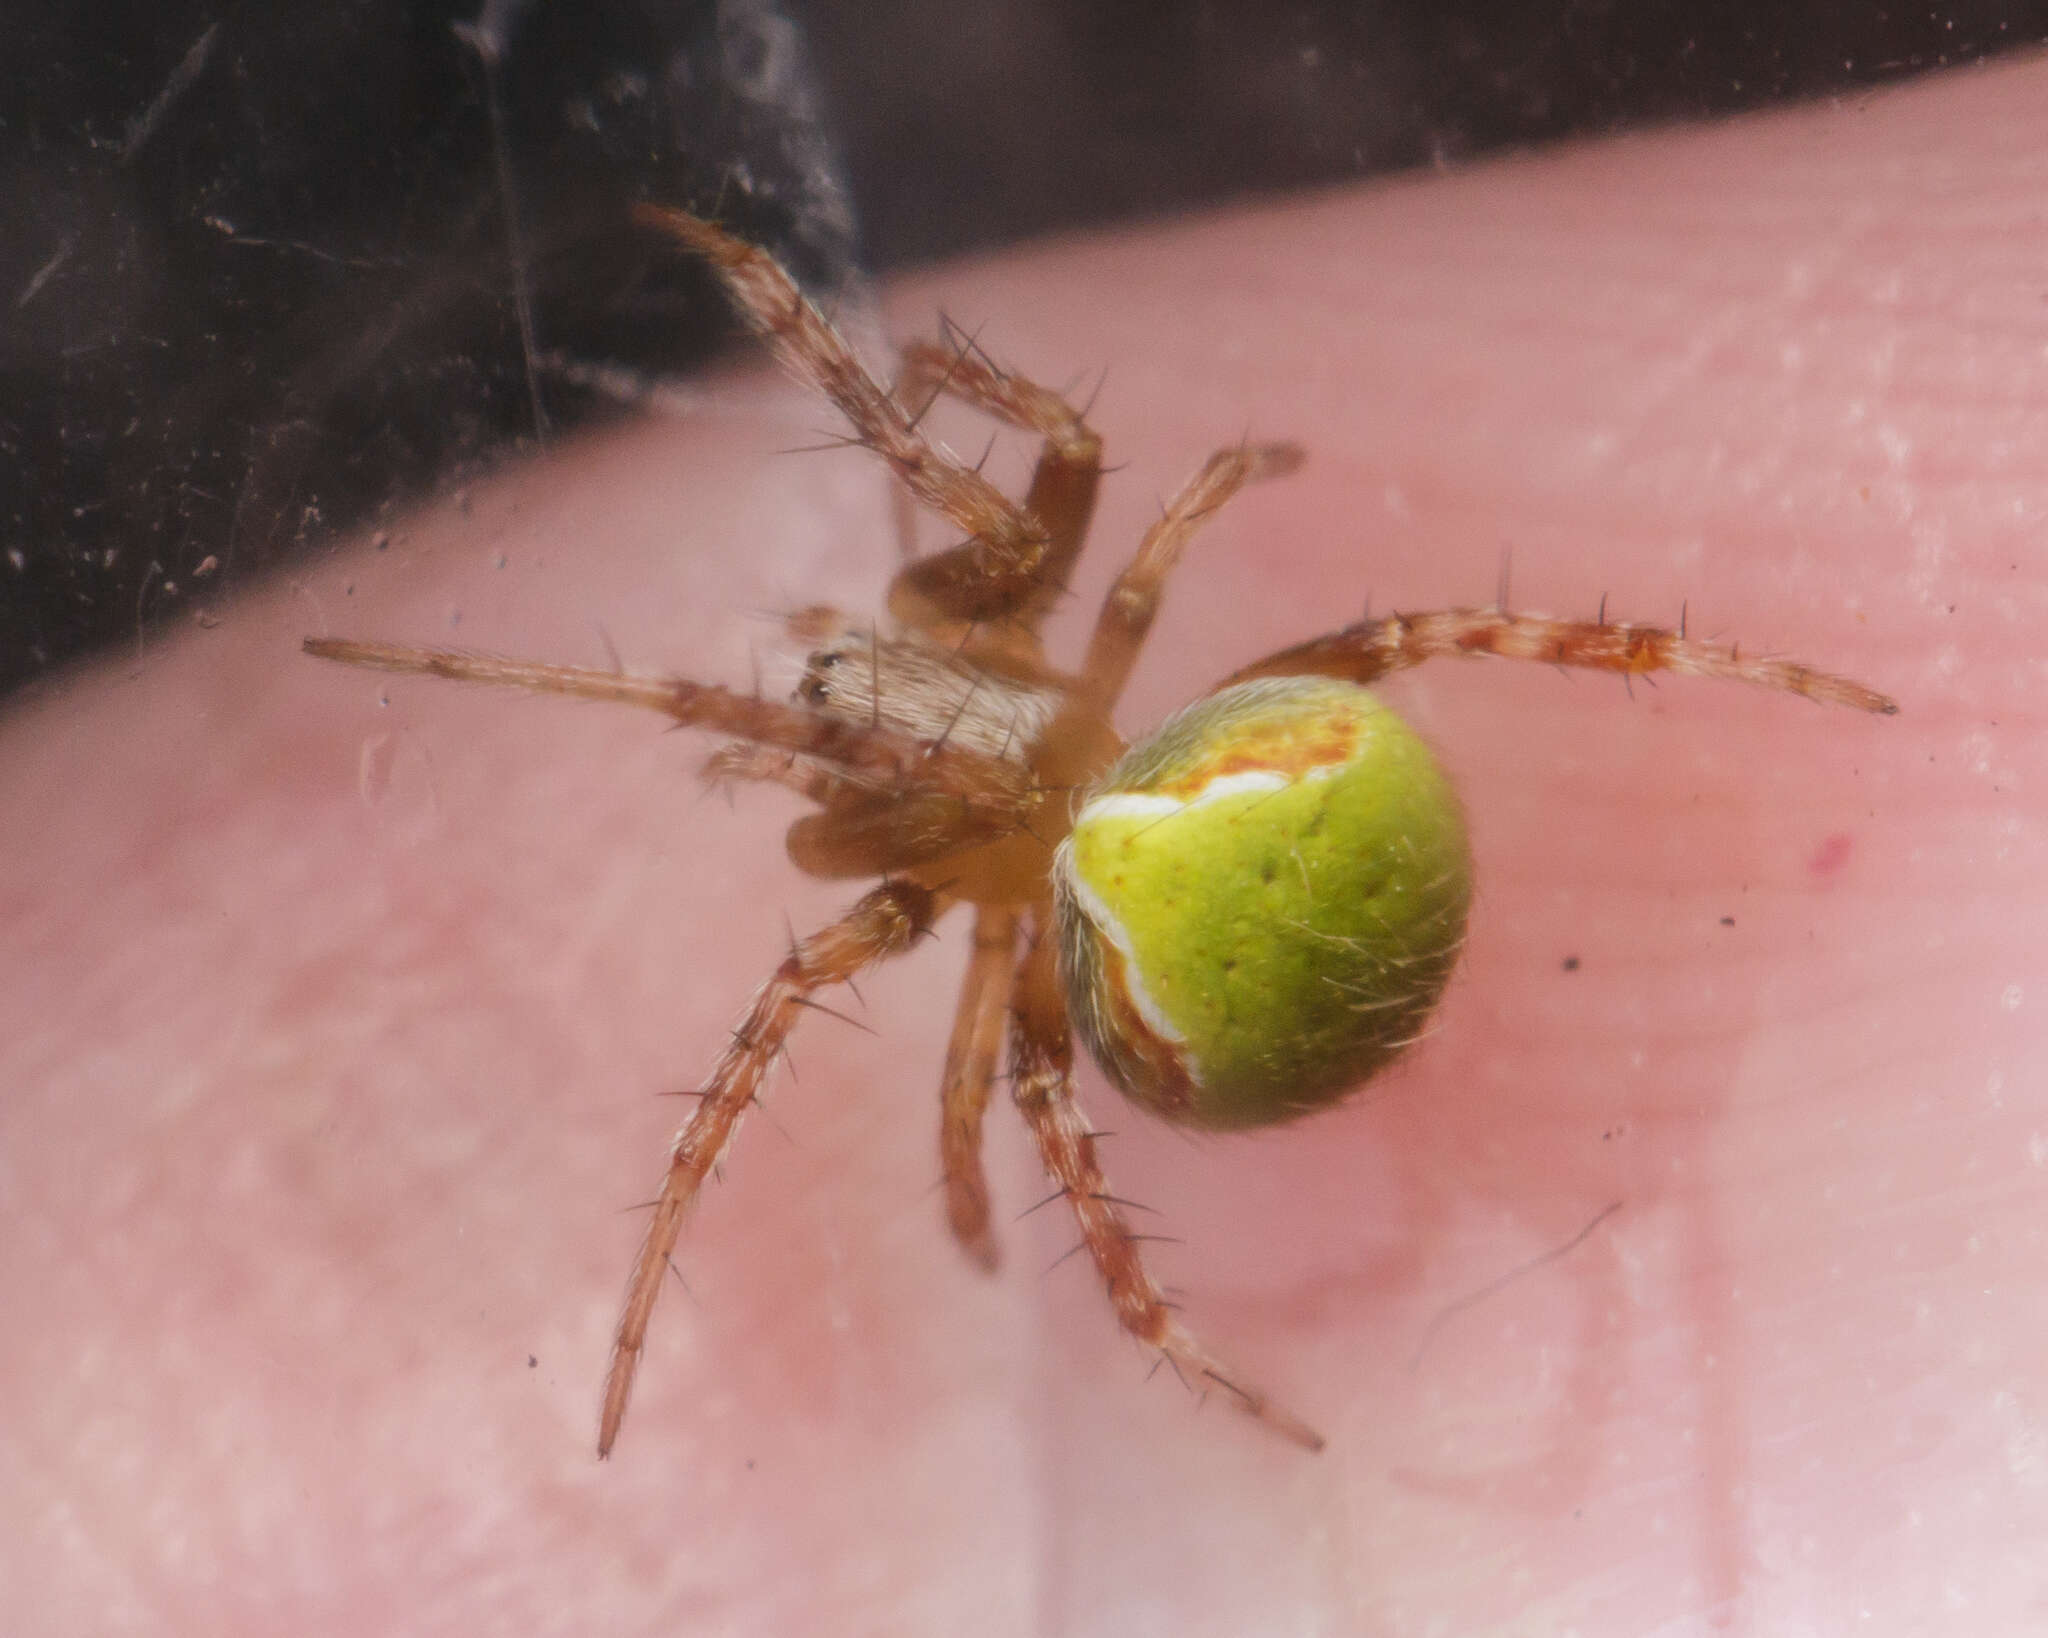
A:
5,57,2042,1635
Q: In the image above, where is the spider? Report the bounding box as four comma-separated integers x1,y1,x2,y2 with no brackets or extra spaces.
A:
306,204,1897,1455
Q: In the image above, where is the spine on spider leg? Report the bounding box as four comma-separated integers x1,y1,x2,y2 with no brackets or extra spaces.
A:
598,879,941,1457
894,339,1099,460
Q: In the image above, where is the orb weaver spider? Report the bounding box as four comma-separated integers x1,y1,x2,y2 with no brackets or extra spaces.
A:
306,204,1896,1455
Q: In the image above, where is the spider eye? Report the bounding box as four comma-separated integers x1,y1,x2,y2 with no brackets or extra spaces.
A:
796,651,843,705
1053,677,1471,1131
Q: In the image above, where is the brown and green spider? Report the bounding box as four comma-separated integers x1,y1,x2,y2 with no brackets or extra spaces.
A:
305,204,1895,1455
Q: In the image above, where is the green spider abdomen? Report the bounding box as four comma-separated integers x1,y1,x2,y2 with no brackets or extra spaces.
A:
1053,676,1471,1131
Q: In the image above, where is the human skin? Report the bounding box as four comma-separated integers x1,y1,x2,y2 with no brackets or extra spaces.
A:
5,57,2044,1636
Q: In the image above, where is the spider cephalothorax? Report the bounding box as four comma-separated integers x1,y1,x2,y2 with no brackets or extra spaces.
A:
307,206,1895,1454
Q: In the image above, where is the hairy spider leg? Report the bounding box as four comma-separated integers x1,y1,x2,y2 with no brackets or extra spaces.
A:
1035,441,1306,790
299,639,1038,825
887,336,1104,647
635,205,1052,626
1220,606,1899,715
1008,923,1325,1451
599,878,944,1457
938,904,1020,1271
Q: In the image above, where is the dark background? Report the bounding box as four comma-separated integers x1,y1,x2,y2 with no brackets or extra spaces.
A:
3,0,2041,698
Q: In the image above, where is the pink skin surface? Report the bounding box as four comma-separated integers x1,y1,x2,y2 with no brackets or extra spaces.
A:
5,58,2044,1636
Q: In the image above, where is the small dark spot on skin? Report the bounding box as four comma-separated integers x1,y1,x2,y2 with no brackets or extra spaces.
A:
746,1459,756,1472
527,1355,538,1369
1260,863,1276,884
1561,954,1580,971
1719,916,1736,928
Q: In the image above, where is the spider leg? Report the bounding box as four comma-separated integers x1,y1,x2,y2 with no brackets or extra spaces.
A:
598,878,943,1457
301,638,1037,817
784,787,1035,878
704,748,1027,878
701,746,1020,881
1037,442,1304,785
700,743,840,806
937,904,1019,1272
887,338,1103,646
1007,918,1324,1452
636,205,1052,625
1217,606,1898,714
